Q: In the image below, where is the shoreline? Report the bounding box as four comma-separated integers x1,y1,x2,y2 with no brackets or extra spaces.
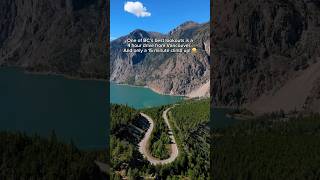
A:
2,66,207,100
26,70,108,82
0,66,108,82
111,81,210,99
111,81,187,98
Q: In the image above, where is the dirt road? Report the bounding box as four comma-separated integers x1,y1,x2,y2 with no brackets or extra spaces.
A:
138,107,179,165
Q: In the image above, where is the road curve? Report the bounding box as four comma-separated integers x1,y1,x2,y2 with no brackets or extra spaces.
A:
138,107,179,165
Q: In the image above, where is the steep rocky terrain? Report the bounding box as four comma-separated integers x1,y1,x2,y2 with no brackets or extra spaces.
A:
212,0,320,113
111,22,210,96
0,0,108,79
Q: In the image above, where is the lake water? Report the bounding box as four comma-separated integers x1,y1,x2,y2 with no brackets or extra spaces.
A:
0,68,108,149
110,82,183,109
212,108,237,128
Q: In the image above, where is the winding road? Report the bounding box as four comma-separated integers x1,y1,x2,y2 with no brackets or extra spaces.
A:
138,107,179,165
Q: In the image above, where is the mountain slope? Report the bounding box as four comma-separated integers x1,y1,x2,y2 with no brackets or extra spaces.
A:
248,59,320,113
0,0,108,79
110,22,210,96
212,0,320,113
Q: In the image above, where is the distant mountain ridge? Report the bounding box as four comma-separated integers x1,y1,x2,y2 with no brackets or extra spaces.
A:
110,21,210,97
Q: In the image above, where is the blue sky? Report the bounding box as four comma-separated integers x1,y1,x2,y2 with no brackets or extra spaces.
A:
110,0,210,39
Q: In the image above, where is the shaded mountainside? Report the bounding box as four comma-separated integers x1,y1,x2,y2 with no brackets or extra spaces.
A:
0,0,108,79
212,0,320,113
111,22,210,96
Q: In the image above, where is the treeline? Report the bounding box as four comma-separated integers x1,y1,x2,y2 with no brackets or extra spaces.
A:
0,131,107,179
143,107,171,160
212,113,320,180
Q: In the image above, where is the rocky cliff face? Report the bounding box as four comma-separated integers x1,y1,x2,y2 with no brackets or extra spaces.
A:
111,22,210,96
0,0,107,79
212,0,320,113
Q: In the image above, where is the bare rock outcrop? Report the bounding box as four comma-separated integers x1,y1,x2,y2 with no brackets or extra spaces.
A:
212,0,320,113
110,22,210,96
0,0,108,79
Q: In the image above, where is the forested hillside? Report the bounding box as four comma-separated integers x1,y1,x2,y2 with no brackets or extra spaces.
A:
110,100,210,179
169,99,210,179
212,113,320,179
110,104,150,179
0,131,107,179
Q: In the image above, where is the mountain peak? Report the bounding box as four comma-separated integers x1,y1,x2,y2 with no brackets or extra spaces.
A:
129,29,150,39
131,29,146,33
179,21,199,27
110,20,210,96
169,21,200,35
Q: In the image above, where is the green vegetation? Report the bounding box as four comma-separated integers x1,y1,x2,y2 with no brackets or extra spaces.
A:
110,104,152,179
111,104,139,131
110,136,134,169
212,112,320,180
169,99,210,179
0,131,107,179
171,99,210,131
110,100,210,179
143,107,171,160
124,76,136,85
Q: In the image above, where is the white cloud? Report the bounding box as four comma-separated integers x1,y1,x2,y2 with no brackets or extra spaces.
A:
124,1,151,18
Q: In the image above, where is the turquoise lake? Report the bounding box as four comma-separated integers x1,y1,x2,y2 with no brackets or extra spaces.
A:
0,68,108,149
0,68,183,149
110,82,183,109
